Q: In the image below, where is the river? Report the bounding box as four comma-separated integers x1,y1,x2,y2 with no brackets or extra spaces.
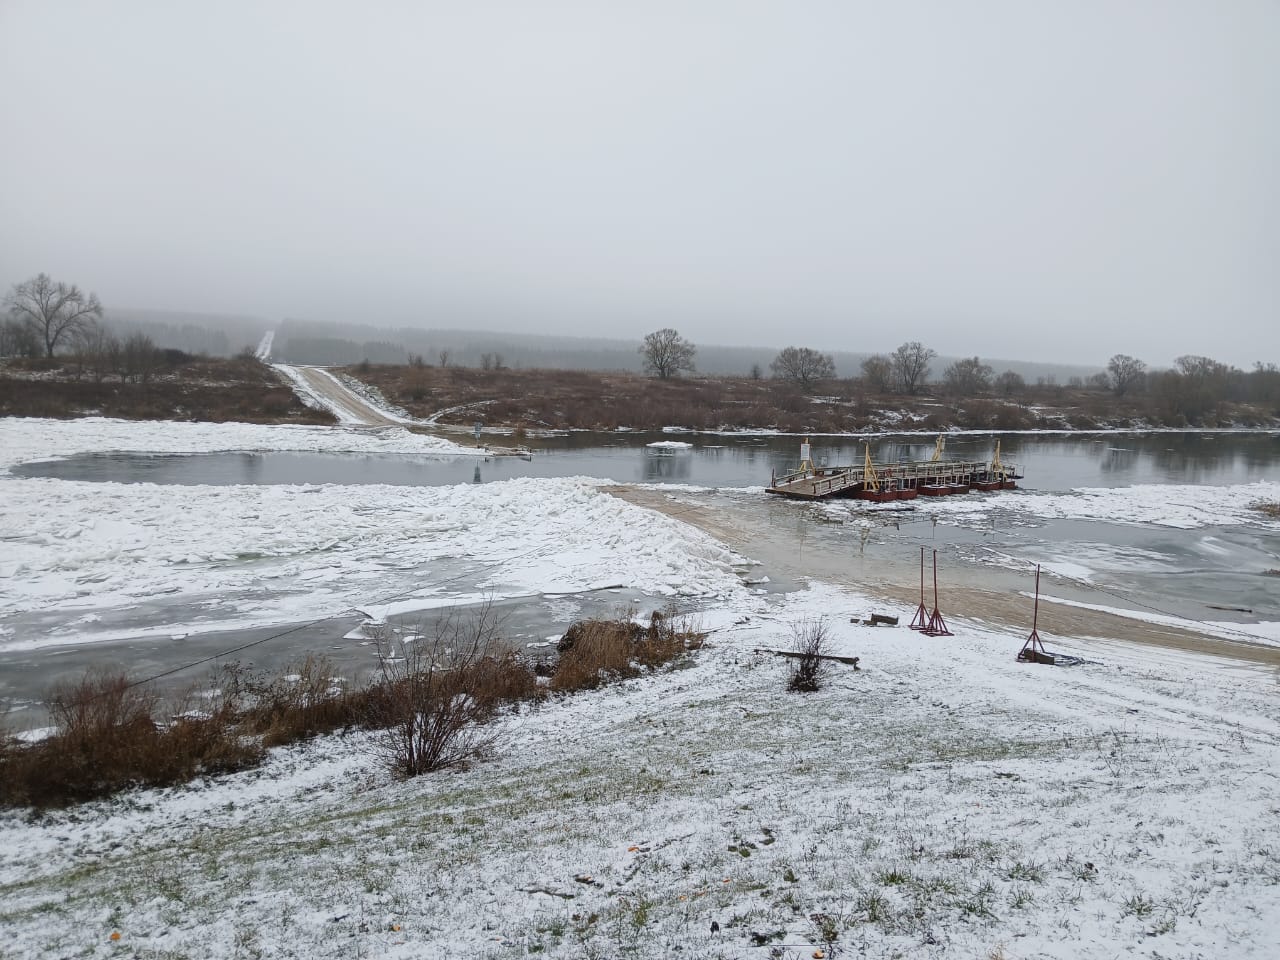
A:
4,429,1278,723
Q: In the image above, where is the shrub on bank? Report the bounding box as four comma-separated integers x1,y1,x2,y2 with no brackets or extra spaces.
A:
0,613,690,808
0,670,262,808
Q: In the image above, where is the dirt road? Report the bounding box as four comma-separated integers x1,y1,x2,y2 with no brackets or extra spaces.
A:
276,365,403,427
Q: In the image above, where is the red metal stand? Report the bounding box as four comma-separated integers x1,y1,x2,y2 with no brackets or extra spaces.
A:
922,550,953,637
909,547,928,630
1017,564,1053,663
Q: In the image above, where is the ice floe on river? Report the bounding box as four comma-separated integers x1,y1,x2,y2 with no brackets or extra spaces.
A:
0,416,474,470
848,479,1280,530
0,419,748,649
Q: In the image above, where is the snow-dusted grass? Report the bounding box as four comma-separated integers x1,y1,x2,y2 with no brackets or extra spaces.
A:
3,583,1278,958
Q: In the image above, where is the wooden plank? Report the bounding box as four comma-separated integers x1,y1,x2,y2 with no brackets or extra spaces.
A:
754,648,861,666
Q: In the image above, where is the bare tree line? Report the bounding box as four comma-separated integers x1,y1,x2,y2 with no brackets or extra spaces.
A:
5,276,1274,425
2,273,192,383
637,328,1277,424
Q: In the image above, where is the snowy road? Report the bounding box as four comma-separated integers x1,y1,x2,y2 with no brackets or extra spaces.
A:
254,329,274,361
273,364,403,427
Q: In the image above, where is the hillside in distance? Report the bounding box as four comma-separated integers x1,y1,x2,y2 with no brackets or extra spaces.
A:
269,318,1103,384
91,311,1105,382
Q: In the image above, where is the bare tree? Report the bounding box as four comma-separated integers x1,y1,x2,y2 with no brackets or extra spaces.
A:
639,328,696,379
492,352,505,370
891,341,936,394
1172,355,1232,422
1,318,41,358
942,356,993,396
480,352,494,371
107,335,127,383
1175,354,1230,381
1106,354,1146,397
438,349,451,368
5,274,103,358
770,346,836,388
860,355,893,392
67,322,108,380
749,362,763,381
994,369,1025,397
65,324,116,383
123,333,162,384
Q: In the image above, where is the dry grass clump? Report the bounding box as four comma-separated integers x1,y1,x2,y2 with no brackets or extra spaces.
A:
0,670,262,809
224,655,369,747
371,659,505,777
1252,500,1280,520
551,612,705,692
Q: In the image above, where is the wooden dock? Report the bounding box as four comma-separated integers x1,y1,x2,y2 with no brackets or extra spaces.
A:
767,457,1022,501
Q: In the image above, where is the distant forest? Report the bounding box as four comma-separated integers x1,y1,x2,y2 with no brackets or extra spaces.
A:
11,311,1266,400
99,309,267,358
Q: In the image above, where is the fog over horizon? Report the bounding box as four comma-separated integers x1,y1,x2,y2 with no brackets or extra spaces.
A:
2,1,1276,370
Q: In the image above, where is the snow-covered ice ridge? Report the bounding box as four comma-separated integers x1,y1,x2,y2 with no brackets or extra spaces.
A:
0,419,748,648
0,416,475,471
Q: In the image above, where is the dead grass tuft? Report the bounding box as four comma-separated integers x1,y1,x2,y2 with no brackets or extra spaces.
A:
0,670,262,808
227,656,367,747
551,612,704,692
1252,500,1280,520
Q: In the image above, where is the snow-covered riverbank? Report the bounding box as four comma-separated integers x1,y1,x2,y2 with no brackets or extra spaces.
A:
3,581,1279,958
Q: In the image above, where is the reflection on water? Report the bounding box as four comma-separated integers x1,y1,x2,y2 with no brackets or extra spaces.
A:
12,431,1279,491
642,447,694,482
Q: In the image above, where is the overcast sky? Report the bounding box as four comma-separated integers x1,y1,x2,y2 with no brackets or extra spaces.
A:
1,1,1276,367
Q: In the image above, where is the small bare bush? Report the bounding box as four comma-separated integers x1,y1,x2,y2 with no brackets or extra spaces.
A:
787,620,830,693
230,655,364,746
371,605,533,777
1252,500,1280,520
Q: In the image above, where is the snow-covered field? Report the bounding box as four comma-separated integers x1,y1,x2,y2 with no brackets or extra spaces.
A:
3,582,1279,958
3,416,1280,957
